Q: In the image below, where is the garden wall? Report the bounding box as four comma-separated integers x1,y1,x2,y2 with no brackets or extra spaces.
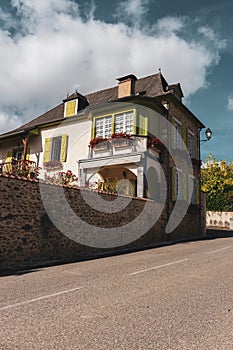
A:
0,175,203,270
206,211,233,230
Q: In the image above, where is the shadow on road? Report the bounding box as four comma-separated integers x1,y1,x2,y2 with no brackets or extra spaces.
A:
205,228,233,239
0,268,41,278
1,228,233,277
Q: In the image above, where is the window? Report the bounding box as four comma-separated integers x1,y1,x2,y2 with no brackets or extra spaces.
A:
188,131,195,158
115,111,134,134
173,119,182,148
51,137,62,161
43,135,68,163
64,100,78,118
93,110,134,138
95,116,112,138
175,169,183,200
188,175,195,204
13,148,23,161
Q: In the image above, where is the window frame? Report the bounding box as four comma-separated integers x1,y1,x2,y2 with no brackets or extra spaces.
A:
188,130,195,158
50,136,62,161
175,168,183,200
95,115,113,138
188,174,195,204
13,147,23,161
114,111,134,134
93,109,136,139
173,117,182,149
64,99,78,118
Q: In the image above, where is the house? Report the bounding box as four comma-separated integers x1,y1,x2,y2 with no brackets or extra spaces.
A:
0,71,205,238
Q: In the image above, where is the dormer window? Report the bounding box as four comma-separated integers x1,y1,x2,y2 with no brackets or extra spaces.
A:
64,99,78,118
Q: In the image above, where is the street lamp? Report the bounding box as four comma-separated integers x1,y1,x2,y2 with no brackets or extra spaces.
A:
201,128,212,143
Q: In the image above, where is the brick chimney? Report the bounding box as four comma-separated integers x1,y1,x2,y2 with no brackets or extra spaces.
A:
117,74,138,98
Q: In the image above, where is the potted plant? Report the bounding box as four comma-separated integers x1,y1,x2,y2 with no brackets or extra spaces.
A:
110,133,133,147
43,160,63,169
89,137,109,150
147,137,164,150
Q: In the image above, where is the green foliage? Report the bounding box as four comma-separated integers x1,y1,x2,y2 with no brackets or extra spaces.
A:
201,153,233,211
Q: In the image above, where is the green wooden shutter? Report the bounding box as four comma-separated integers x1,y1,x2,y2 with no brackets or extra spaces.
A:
182,173,188,201
91,119,96,139
44,138,51,162
60,134,68,162
132,111,136,135
187,176,191,203
6,151,13,160
26,147,30,161
65,100,77,117
170,117,175,148
171,167,176,201
139,115,148,136
181,126,188,149
5,151,13,172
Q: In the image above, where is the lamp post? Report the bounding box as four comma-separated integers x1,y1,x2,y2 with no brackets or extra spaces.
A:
199,127,212,236
201,128,212,143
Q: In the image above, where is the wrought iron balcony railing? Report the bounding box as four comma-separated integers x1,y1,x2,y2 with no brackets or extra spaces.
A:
0,159,37,177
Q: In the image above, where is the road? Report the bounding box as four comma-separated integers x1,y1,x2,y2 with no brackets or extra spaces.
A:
0,236,233,349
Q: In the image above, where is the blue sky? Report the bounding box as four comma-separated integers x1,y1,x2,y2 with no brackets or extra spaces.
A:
0,0,232,161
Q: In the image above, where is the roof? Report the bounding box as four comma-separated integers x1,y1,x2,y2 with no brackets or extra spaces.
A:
0,72,203,139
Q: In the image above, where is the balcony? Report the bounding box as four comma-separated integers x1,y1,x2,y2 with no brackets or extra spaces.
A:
88,135,164,159
89,135,149,159
0,159,37,178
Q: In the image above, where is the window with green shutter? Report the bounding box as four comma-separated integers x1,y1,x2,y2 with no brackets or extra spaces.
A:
65,100,77,117
92,110,136,139
181,125,188,149
60,135,68,162
43,134,68,163
139,115,148,136
171,167,176,201
188,131,195,158
44,138,51,162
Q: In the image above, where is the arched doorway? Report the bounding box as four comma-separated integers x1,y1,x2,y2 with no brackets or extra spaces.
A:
98,166,137,196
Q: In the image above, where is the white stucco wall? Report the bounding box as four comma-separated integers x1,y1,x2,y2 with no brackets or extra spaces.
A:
206,211,233,229
39,119,92,178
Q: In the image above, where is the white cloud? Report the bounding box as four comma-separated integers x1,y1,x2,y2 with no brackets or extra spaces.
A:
0,0,227,134
155,16,185,35
198,25,227,49
116,0,149,27
0,112,22,134
227,95,233,111
0,8,15,30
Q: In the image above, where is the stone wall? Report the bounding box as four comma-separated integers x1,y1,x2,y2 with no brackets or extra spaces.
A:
0,175,202,270
206,211,233,229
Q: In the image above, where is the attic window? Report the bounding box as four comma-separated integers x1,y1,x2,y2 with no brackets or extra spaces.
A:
64,99,78,117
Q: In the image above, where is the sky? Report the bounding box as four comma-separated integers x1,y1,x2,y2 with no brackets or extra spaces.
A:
0,0,232,161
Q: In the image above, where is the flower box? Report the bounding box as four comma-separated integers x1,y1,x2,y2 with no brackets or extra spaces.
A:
43,161,63,170
93,141,109,151
148,137,164,151
111,138,132,148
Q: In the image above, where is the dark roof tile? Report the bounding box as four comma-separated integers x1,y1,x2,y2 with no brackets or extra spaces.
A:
1,73,200,138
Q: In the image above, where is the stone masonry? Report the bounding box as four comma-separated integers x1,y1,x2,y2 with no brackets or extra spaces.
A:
0,175,202,270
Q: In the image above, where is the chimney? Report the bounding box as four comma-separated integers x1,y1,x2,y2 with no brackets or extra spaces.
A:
117,74,138,98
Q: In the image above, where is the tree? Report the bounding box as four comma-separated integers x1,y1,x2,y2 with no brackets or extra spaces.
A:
201,153,233,211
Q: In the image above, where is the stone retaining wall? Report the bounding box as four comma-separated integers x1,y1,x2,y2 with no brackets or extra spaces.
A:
0,175,203,270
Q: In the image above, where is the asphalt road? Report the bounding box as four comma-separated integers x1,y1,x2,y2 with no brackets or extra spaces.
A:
1,236,233,350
